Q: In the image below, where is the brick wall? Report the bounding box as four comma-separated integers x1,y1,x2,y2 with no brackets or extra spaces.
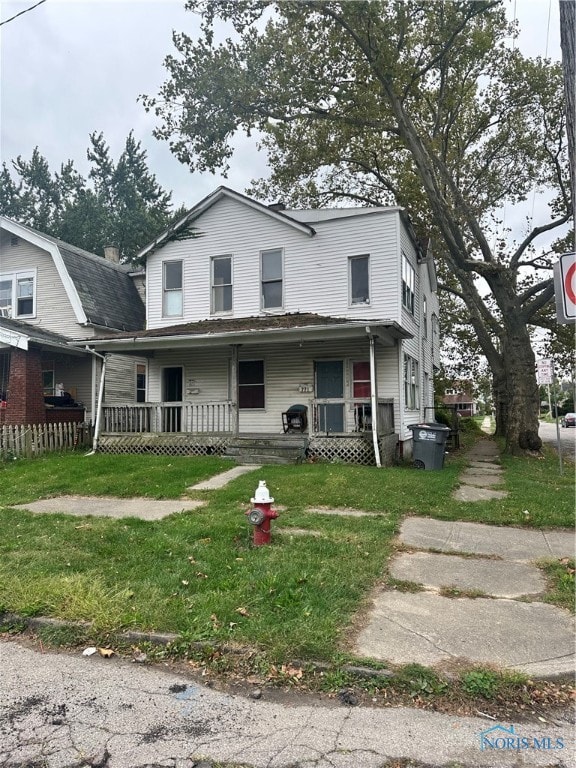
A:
4,348,47,426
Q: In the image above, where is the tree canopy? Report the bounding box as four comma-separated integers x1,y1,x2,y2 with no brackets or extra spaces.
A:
0,132,181,265
143,0,572,453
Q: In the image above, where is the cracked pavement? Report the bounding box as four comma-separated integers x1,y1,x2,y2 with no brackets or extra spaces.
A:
1,641,573,768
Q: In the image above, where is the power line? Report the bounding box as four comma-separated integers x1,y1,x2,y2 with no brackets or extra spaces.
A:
0,0,47,27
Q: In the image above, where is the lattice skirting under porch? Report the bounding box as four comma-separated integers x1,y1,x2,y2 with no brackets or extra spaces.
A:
97,432,399,465
97,433,231,457
307,433,398,466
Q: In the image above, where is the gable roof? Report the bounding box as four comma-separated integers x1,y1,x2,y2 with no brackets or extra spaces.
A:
0,218,145,332
135,186,316,261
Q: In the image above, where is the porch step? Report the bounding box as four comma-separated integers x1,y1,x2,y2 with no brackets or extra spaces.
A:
224,435,308,465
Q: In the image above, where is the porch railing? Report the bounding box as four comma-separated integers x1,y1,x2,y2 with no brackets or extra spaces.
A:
102,401,234,434
101,398,394,437
311,398,394,436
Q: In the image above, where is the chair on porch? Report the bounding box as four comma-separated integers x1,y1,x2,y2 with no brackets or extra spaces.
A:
282,404,308,433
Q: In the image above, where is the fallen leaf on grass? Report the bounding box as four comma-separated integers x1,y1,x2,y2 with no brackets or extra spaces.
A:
97,648,114,658
235,607,250,617
280,664,303,680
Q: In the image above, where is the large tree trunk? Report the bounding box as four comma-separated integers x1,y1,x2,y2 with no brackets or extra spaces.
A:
499,329,542,454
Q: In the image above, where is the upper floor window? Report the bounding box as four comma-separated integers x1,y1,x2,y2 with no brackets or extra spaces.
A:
350,255,370,305
211,256,232,313
0,271,36,318
261,248,283,309
162,260,183,317
404,354,420,410
402,254,415,315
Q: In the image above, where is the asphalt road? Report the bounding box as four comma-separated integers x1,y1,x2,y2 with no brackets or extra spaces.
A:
1,640,573,768
539,420,576,461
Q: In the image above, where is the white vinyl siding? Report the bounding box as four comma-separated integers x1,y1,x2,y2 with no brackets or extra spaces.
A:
145,197,403,328
103,354,149,404
146,338,402,435
0,234,88,338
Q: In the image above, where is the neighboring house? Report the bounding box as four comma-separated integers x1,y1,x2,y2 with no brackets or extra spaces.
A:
83,187,440,465
442,389,476,417
0,218,145,427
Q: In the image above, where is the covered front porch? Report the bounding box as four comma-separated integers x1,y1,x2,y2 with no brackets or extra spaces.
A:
86,313,410,466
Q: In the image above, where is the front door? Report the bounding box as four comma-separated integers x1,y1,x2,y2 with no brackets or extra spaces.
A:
315,360,344,433
163,366,182,432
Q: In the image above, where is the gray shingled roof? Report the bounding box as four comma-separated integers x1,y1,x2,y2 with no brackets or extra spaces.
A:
57,245,145,331
3,221,145,332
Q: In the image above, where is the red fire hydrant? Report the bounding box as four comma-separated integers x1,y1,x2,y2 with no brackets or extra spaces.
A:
246,480,278,546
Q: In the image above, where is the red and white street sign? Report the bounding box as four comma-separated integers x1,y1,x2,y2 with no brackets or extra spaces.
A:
554,252,576,324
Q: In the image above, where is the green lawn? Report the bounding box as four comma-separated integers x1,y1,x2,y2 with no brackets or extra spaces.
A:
0,440,573,662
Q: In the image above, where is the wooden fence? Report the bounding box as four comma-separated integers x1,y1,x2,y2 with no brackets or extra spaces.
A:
0,422,93,459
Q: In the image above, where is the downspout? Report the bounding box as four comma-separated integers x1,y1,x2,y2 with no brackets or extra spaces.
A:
367,329,382,468
84,348,108,455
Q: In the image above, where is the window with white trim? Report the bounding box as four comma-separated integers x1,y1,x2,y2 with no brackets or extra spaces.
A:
422,295,428,338
211,255,232,313
349,255,370,305
261,249,283,309
0,271,36,318
402,254,415,314
404,354,420,410
162,261,183,317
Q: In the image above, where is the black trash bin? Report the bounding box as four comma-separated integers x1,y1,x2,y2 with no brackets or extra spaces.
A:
408,422,451,470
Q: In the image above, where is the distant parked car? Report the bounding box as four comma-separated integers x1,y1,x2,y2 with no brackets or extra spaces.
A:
561,412,576,427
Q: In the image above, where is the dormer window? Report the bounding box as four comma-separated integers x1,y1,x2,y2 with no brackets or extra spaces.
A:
0,270,36,318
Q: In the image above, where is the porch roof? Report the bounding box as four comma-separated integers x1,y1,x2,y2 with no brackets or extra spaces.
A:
75,312,412,352
0,317,89,356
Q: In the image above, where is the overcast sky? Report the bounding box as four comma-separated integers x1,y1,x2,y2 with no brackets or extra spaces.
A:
0,0,562,214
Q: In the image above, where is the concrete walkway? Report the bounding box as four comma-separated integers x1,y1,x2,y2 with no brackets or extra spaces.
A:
12,496,207,520
188,464,261,490
355,435,576,678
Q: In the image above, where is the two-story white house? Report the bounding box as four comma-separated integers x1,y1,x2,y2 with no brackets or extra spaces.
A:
0,218,146,428
85,187,440,465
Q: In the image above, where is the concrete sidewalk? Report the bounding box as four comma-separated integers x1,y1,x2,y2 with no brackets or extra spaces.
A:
355,437,576,678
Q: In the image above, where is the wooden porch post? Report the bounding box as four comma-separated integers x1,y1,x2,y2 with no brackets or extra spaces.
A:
230,344,239,436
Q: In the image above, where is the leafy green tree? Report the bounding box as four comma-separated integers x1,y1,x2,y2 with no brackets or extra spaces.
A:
1,133,178,265
143,0,572,453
